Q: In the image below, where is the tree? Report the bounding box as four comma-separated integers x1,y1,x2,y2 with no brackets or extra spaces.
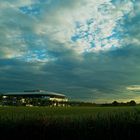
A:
112,101,119,106
128,100,136,106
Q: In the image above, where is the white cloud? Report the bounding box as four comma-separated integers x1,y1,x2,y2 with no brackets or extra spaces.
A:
35,0,134,54
0,0,135,61
126,85,140,91
0,0,40,60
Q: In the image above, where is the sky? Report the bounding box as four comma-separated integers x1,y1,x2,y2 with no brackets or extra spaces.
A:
0,0,140,103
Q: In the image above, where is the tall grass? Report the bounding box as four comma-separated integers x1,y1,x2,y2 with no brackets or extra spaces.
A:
0,106,140,139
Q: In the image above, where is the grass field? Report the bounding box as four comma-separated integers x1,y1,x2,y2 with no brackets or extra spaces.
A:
1,106,140,140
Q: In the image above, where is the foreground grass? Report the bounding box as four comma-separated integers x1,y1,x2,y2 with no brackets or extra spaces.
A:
1,106,140,139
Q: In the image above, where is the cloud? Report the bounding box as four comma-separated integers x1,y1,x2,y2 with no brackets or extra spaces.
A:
34,0,134,53
0,0,134,60
0,0,140,102
126,85,140,91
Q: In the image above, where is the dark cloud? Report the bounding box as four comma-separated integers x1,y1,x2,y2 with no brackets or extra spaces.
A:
0,0,140,102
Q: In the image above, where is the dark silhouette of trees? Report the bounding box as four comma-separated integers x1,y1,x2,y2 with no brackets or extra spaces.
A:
111,100,136,106
112,101,119,106
127,100,136,106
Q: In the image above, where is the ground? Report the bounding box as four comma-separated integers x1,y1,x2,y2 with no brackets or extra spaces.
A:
0,106,140,140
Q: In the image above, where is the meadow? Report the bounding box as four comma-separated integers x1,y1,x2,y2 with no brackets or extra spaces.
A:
0,106,140,140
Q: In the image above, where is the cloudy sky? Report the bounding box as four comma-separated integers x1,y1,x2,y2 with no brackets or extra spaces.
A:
0,0,140,103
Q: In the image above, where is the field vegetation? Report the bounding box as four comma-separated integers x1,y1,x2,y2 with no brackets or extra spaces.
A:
0,106,140,139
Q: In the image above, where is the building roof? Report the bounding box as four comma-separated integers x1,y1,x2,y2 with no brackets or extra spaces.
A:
1,90,66,99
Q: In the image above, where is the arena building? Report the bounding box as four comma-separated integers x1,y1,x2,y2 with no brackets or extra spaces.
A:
1,90,68,106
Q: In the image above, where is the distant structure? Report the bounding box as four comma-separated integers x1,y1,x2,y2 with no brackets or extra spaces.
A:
0,90,68,106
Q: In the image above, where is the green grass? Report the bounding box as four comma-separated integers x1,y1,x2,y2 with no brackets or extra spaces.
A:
0,106,140,139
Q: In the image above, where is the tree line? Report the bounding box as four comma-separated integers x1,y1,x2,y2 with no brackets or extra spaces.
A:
68,100,137,107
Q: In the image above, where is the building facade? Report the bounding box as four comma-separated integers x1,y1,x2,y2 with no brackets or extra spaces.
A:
0,90,68,106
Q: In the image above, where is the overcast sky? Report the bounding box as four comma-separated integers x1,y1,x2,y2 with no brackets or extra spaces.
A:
0,0,140,103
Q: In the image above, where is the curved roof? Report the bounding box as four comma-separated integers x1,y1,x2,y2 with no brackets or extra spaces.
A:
2,90,66,99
